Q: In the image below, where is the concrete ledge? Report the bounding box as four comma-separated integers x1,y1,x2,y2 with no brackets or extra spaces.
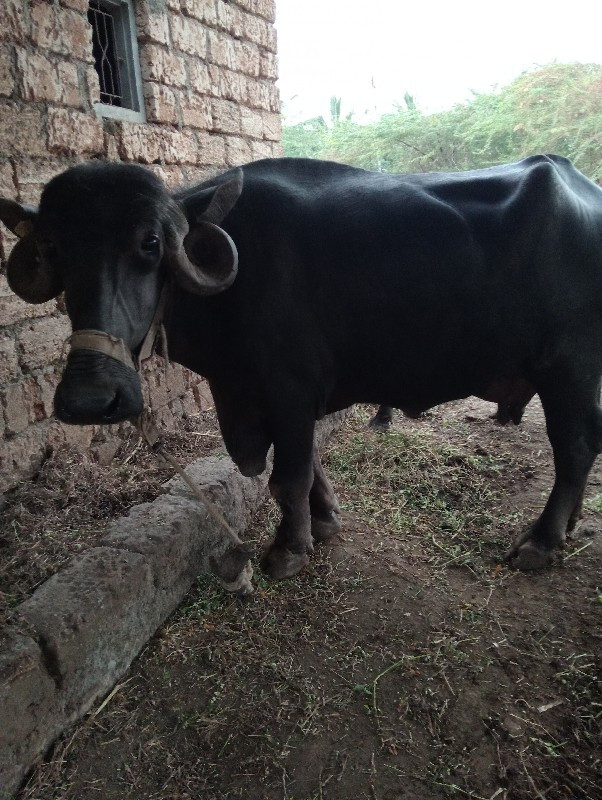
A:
0,410,347,797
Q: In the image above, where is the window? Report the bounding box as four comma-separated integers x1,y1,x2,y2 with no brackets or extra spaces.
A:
88,0,146,123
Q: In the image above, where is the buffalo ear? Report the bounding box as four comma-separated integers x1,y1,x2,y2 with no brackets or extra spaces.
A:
0,198,63,304
169,221,238,296
0,198,37,237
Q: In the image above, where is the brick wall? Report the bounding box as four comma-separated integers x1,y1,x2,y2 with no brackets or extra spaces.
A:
0,0,282,494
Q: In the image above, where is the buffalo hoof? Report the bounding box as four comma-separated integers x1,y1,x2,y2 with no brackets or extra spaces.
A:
368,416,392,432
260,544,311,579
311,510,342,542
504,540,556,570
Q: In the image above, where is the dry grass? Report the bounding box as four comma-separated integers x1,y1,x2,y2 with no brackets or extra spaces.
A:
12,402,602,800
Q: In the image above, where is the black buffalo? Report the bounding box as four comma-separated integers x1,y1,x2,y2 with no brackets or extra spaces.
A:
2,155,601,578
369,387,535,430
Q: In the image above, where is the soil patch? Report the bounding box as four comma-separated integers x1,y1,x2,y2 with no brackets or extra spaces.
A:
15,400,602,800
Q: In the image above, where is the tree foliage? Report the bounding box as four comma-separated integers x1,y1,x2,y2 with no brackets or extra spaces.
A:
282,63,602,180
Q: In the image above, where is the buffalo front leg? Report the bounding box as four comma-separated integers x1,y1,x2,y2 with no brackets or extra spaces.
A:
310,446,342,542
261,419,316,579
505,379,602,569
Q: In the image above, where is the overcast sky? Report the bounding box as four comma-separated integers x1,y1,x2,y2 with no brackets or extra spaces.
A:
275,0,602,122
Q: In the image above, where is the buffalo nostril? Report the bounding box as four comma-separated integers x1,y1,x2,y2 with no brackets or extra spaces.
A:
102,394,122,421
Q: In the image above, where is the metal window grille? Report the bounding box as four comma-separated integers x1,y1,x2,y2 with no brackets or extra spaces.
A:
88,0,145,121
89,1,123,106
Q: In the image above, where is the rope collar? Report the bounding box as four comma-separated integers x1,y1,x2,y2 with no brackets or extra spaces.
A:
66,284,169,373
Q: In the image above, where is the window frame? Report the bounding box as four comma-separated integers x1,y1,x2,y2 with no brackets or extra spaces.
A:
88,0,146,124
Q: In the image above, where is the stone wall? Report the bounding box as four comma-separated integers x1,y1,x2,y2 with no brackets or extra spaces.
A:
0,0,282,494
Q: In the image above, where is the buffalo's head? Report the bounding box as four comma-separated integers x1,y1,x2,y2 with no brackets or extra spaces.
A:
0,162,242,425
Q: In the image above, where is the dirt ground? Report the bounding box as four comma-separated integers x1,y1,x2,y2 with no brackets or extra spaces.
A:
13,400,602,800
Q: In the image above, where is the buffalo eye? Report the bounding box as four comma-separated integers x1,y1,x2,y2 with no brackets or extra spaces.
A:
140,233,161,255
37,238,57,262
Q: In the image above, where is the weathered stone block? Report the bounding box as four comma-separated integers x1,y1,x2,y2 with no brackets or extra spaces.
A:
18,548,156,720
2,380,30,434
181,91,212,129
47,108,104,156
225,134,253,166
17,316,71,371
31,3,93,61
211,98,241,134
233,39,260,77
259,50,278,80
139,43,187,87
195,131,226,166
0,275,59,327
0,0,27,44
250,138,273,160
144,82,179,125
0,425,48,494
182,0,218,25
116,120,163,163
188,59,212,94
171,14,206,57
0,45,14,98
0,161,15,197
262,110,282,141
240,106,263,138
207,29,235,69
0,103,46,157
0,628,57,800
0,334,18,383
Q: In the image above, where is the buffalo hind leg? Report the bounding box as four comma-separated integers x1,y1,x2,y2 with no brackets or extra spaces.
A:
369,405,394,430
261,416,316,579
505,380,602,569
310,446,341,542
